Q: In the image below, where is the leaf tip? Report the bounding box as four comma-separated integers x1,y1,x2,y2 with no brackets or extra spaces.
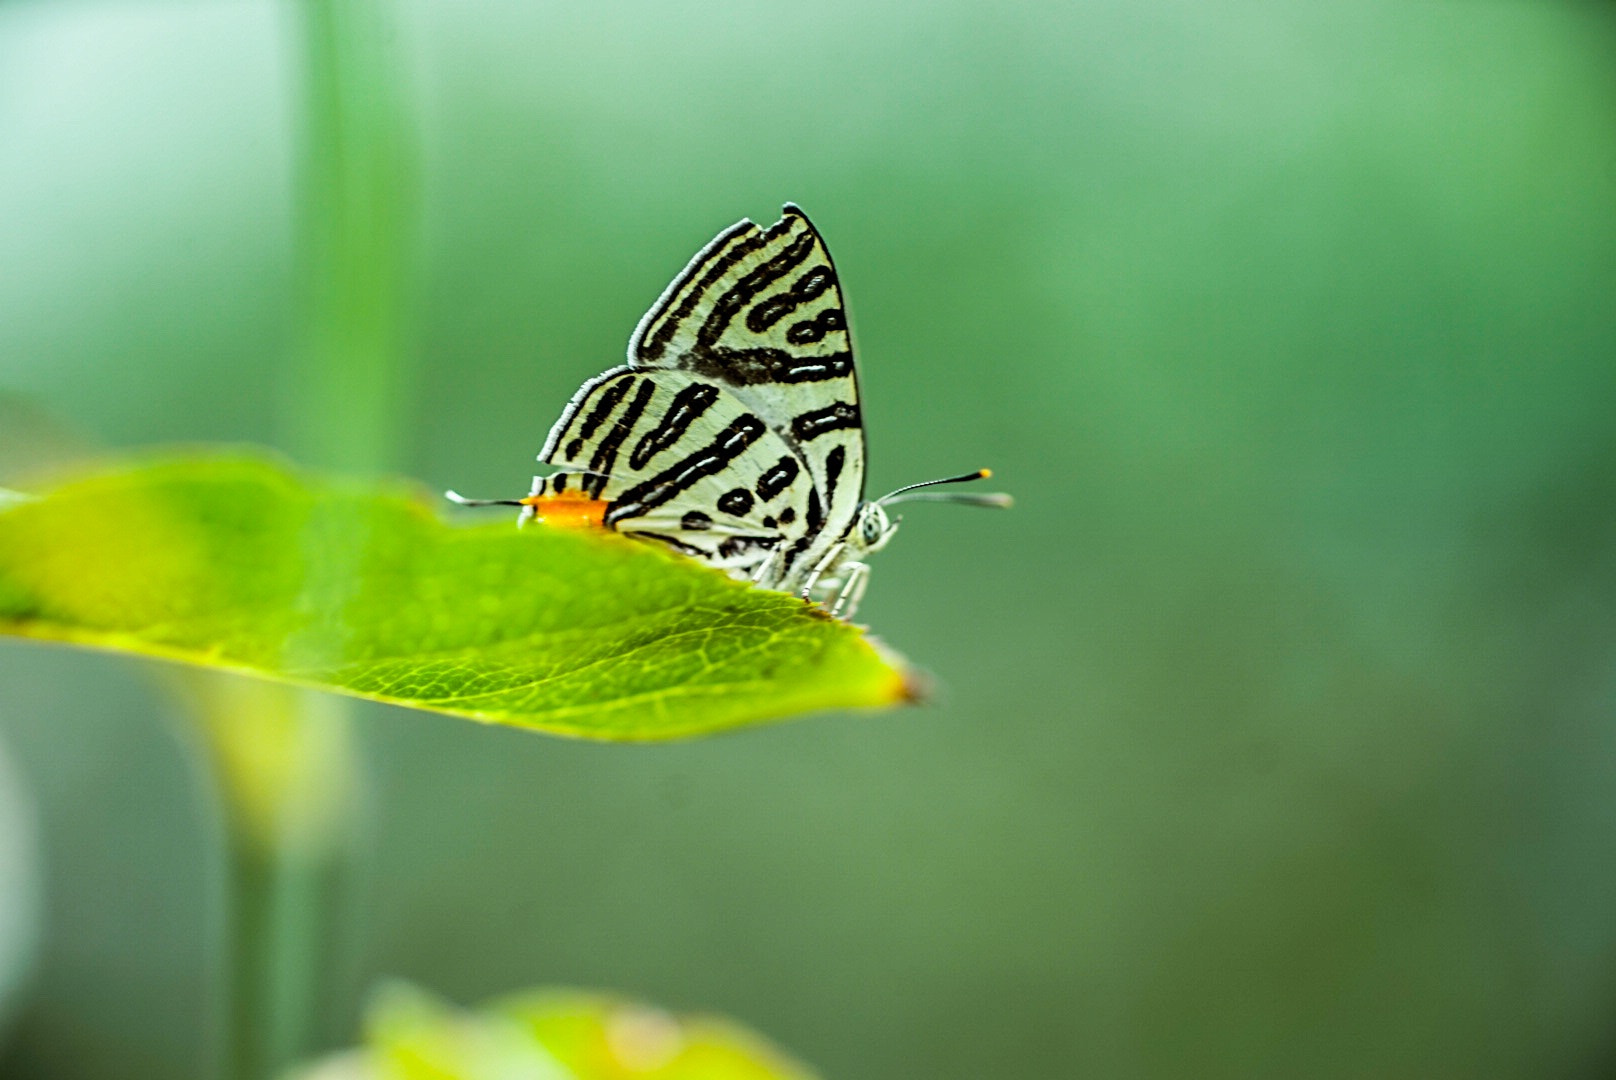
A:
860,634,928,706
904,669,930,704
897,665,933,704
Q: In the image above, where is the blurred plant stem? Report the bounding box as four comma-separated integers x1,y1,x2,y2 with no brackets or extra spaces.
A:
286,0,417,473
200,0,418,1078
179,677,361,1080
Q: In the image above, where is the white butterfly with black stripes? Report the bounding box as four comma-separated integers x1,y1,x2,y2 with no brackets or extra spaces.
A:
450,204,1010,620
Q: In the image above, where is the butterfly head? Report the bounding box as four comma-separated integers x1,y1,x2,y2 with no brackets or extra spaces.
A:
858,469,1013,555
851,501,900,556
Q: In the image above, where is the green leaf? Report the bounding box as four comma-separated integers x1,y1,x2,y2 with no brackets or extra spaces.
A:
0,456,912,739
288,982,819,1080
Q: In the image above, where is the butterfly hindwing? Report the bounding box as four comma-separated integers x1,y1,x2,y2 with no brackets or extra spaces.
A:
625,205,865,589
539,369,817,577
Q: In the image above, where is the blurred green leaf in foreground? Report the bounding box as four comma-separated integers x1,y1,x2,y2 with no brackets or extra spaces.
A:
292,983,818,1080
0,456,910,740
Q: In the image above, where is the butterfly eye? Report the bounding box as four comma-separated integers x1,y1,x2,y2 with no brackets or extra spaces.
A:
859,505,887,545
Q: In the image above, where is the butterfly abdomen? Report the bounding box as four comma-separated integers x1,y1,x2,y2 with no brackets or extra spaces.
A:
518,488,610,530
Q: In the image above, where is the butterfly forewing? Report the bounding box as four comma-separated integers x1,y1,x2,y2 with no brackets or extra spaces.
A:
625,205,866,588
540,369,816,577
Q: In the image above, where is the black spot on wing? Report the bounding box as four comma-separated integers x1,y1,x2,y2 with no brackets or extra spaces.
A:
605,414,767,524
552,473,568,493
791,402,861,442
778,506,796,525
755,456,800,502
717,535,780,559
681,510,712,531
717,488,754,516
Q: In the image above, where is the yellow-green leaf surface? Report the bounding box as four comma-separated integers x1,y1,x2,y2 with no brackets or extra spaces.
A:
0,456,910,739
290,983,818,1080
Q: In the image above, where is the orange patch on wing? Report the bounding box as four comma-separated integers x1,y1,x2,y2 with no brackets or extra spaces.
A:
520,490,610,529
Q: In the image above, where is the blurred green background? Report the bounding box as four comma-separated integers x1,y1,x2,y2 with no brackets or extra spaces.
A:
4,1,1616,1078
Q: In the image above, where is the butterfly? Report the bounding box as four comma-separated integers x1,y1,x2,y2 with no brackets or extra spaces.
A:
449,204,1009,620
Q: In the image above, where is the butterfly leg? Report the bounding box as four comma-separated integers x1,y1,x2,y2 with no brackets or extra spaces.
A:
828,561,870,620
751,546,788,586
798,543,848,602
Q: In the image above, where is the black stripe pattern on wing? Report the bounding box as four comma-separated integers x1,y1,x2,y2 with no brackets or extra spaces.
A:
790,402,861,442
746,267,834,332
687,348,852,387
637,223,774,363
696,228,819,347
823,445,846,507
783,307,846,346
605,414,768,525
586,378,656,496
639,212,852,388
630,531,709,557
565,376,634,461
688,232,844,386
777,488,828,579
628,382,719,470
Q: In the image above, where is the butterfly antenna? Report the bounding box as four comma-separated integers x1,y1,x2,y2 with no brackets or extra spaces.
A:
878,469,1014,508
445,490,526,508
